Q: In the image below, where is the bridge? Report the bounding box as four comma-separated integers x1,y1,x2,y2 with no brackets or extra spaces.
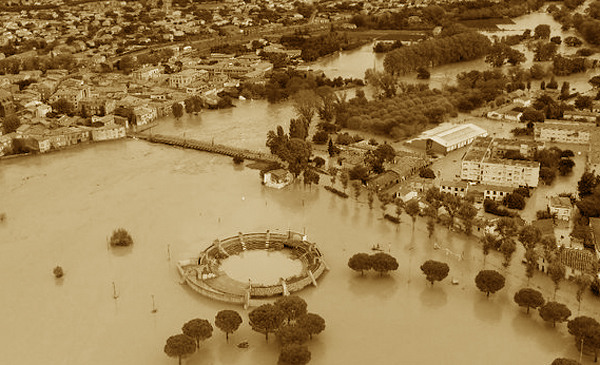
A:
136,133,283,164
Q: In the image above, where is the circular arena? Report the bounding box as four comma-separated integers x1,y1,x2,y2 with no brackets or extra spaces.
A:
177,231,328,307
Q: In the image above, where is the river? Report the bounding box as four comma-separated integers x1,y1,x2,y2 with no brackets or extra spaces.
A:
1,11,599,365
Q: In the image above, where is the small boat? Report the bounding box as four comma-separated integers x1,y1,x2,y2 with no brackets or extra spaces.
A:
237,340,249,348
371,244,383,251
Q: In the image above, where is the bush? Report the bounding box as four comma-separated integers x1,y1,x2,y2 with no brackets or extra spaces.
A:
53,266,64,278
537,209,553,220
110,228,134,247
419,167,436,179
324,185,349,198
312,156,326,168
312,130,329,145
484,199,516,217
503,192,526,210
233,155,244,164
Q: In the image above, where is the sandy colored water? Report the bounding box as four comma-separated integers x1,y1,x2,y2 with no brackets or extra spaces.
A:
220,250,303,286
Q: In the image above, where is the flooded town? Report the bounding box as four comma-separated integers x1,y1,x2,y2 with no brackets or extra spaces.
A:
3,0,600,364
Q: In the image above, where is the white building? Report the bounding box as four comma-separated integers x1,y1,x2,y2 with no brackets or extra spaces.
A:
548,196,573,221
534,120,592,144
406,123,488,155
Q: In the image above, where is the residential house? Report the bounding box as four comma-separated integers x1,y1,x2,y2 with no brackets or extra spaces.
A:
263,169,293,189
483,184,514,202
48,87,86,111
563,110,600,122
0,132,15,156
132,105,157,126
537,247,597,279
80,97,116,116
0,88,15,117
366,170,401,192
90,123,126,141
439,180,469,198
132,66,163,81
169,69,200,88
548,196,573,221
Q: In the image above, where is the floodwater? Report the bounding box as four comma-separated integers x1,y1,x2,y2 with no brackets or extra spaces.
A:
220,250,302,285
2,12,600,365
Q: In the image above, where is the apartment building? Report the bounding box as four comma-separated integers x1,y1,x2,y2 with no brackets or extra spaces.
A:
534,120,592,144
461,136,540,187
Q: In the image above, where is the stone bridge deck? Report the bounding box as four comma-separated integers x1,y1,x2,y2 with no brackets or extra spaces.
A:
136,133,283,164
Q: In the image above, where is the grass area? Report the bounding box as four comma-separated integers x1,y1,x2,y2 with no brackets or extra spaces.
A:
459,18,516,30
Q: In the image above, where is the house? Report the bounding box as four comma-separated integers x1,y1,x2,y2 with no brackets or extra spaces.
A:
0,88,15,117
563,110,600,122
132,66,162,81
263,169,293,189
537,248,598,279
132,105,157,126
169,69,200,88
548,196,573,221
90,123,126,141
483,184,514,202
366,170,401,192
439,179,469,197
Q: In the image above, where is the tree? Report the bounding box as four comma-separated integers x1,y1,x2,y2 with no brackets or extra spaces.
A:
364,68,397,98
327,138,339,157
499,238,517,267
370,252,399,275
578,171,599,198
519,225,542,251
348,253,372,275
2,114,20,134
172,102,184,119
340,170,349,193
503,193,526,210
575,275,592,313
110,228,133,247
53,265,64,278
559,158,575,176
551,359,581,365
274,296,308,324
405,200,420,231
249,303,285,342
292,90,319,128
513,288,545,314
427,218,435,238
51,98,75,116
215,310,242,342
303,168,319,189
374,144,396,163
548,261,566,298
480,233,498,267
296,313,325,339
568,316,600,362
278,344,311,365
475,270,506,297
420,260,450,286
277,325,309,346
164,334,196,365
589,75,600,88
540,301,572,327
534,24,551,39
575,95,594,111
182,318,213,348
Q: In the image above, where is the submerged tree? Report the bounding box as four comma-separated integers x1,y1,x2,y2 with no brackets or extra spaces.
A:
215,310,243,342
296,313,325,339
540,301,572,327
182,318,213,348
164,334,196,365
348,253,373,275
279,344,311,365
249,303,285,342
274,295,308,324
371,252,399,276
513,288,545,314
110,228,133,247
420,260,450,286
475,270,505,297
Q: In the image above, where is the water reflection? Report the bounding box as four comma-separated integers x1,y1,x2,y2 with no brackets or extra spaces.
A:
473,295,504,323
419,285,448,308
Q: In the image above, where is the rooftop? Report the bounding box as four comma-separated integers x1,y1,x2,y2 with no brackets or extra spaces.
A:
417,123,488,148
549,196,572,209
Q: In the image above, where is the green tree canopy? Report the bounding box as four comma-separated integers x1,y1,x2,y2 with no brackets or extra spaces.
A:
172,102,184,119
540,301,572,327
296,313,325,339
370,252,399,275
475,270,506,297
182,318,213,348
277,324,310,347
215,310,242,342
420,260,450,286
348,253,373,275
278,344,311,365
163,334,196,365
2,114,20,134
551,358,581,365
274,295,308,324
249,303,285,342
513,288,545,314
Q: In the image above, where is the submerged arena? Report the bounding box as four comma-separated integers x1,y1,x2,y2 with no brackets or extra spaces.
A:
177,230,328,307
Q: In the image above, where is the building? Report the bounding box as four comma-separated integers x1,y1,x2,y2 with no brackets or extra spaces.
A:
589,217,600,259
169,69,200,88
367,170,401,192
132,66,162,81
534,120,592,144
537,248,598,279
91,124,126,141
548,196,573,221
439,180,468,197
461,136,540,187
0,88,15,117
406,123,488,155
263,169,293,189
132,106,157,126
483,184,514,202
563,110,600,122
